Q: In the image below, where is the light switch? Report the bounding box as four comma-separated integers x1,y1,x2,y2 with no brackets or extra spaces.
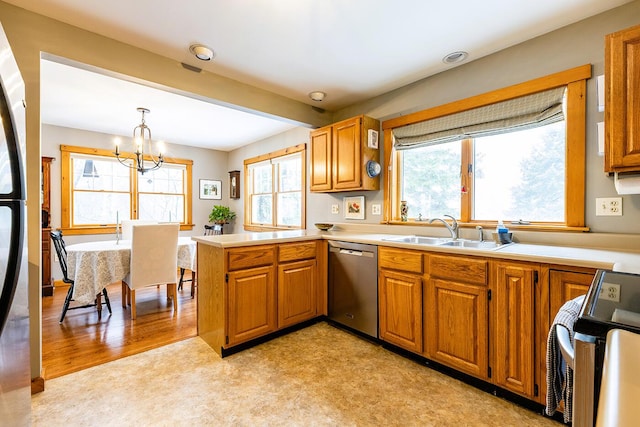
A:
372,204,381,215
331,204,339,214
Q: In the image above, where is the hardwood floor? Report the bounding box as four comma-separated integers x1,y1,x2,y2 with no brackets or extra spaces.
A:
41,277,197,379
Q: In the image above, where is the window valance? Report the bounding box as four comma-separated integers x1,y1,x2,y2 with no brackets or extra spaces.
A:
392,86,566,150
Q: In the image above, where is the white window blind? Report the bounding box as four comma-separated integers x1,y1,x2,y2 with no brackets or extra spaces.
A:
392,87,566,150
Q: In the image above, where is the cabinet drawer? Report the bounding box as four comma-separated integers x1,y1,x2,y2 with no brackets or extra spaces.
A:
227,245,275,271
429,254,487,285
379,247,423,274
278,241,317,263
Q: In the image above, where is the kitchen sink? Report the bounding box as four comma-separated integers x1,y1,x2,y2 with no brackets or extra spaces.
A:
438,240,500,249
381,235,448,245
382,235,511,250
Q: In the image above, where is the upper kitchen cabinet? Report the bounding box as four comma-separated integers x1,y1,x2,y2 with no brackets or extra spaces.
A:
605,24,640,173
310,115,381,192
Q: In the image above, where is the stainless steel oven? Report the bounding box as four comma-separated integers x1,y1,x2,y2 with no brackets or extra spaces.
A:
572,269,640,426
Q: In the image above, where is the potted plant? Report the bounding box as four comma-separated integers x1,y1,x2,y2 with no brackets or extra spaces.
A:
209,205,236,225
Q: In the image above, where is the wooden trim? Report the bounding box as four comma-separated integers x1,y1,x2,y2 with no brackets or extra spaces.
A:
60,145,194,235
31,376,45,395
382,64,591,130
461,139,473,222
243,143,306,166
565,80,587,228
243,144,306,230
383,65,591,231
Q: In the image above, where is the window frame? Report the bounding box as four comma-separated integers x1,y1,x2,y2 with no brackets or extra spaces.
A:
382,64,591,232
243,143,306,231
60,145,193,235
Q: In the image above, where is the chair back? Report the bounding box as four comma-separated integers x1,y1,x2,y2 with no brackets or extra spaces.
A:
121,219,159,240
204,224,222,235
50,230,72,283
126,223,179,290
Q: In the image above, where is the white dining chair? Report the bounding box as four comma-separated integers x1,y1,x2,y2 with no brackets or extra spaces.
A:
121,223,179,320
120,219,159,240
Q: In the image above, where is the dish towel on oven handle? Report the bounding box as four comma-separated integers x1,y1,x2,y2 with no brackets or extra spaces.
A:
545,294,585,423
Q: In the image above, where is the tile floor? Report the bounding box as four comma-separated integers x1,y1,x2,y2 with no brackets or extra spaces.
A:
31,322,560,426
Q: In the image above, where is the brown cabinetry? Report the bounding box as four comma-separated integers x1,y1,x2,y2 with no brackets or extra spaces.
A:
226,246,277,346
310,115,380,192
425,254,489,379
549,269,593,319
198,240,324,355
605,23,640,172
277,242,317,328
492,261,538,399
41,156,54,296
378,247,423,353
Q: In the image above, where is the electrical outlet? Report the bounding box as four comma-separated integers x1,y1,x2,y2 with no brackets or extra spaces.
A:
599,282,621,302
371,204,381,215
331,204,339,214
595,197,622,216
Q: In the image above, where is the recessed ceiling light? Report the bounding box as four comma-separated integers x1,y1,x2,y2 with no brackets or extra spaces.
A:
309,91,326,102
442,51,468,64
189,44,215,61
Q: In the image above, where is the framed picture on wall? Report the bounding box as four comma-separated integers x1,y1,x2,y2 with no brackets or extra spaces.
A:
344,196,365,220
199,179,222,200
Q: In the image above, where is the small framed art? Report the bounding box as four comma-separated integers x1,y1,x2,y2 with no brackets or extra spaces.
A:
199,179,222,200
344,196,365,220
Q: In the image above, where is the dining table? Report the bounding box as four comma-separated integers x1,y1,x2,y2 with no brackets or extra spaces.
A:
65,236,196,305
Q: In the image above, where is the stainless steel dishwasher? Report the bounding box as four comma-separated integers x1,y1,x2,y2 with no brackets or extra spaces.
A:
328,240,378,338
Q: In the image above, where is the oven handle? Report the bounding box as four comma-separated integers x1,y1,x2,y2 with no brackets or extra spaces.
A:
556,324,574,369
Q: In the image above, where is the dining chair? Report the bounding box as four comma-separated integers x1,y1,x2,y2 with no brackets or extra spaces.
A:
121,223,179,319
120,219,159,240
50,230,112,322
178,225,217,298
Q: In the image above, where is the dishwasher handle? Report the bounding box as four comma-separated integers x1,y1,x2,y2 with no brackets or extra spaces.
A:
330,246,375,258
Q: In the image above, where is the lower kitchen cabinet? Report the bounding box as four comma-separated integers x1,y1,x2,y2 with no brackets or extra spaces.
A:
425,254,489,380
425,277,489,379
278,258,317,328
379,269,423,352
492,261,537,399
227,265,277,346
549,269,593,318
378,247,424,353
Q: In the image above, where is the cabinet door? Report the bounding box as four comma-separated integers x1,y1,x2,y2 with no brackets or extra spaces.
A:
227,265,276,346
605,24,640,172
426,278,488,379
332,117,362,190
379,269,423,353
310,126,332,191
493,262,536,398
550,270,592,319
278,259,316,328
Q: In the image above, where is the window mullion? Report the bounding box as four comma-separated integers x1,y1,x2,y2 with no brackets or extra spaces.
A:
461,139,473,222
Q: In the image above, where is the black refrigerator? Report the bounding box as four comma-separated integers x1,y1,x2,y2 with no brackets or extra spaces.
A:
0,22,30,424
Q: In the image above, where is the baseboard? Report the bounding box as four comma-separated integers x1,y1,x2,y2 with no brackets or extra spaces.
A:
31,376,45,394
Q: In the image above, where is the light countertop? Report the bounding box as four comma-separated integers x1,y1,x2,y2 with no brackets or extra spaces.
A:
192,229,640,274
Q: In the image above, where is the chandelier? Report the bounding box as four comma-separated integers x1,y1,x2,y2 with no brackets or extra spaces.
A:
114,107,164,175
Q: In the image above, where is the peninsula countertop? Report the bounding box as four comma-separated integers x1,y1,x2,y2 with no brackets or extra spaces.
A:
192,230,640,274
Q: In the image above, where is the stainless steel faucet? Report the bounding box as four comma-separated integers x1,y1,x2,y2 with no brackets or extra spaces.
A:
428,215,459,240
476,225,483,242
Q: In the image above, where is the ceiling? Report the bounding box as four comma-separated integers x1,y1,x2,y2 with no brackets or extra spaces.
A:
7,0,634,151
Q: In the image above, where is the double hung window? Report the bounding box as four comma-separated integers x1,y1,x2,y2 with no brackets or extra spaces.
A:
61,145,193,234
244,144,305,230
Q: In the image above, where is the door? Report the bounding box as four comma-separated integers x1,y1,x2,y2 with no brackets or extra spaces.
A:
425,278,489,379
493,262,536,398
310,126,332,191
278,259,316,328
332,117,361,190
379,269,423,353
227,265,276,346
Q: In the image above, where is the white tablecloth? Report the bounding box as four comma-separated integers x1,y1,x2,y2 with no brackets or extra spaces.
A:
66,237,196,305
